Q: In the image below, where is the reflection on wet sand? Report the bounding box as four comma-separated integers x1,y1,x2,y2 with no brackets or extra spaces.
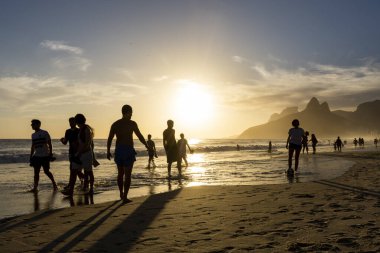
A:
64,193,95,207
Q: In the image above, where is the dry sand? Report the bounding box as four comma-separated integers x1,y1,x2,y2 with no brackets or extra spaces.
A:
0,152,379,252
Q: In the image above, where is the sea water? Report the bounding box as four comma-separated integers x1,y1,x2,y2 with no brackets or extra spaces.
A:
0,139,356,219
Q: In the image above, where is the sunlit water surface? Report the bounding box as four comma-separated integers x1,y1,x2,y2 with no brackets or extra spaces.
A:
0,139,364,219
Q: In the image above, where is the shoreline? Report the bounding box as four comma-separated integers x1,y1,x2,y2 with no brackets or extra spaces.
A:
0,152,354,220
1,151,379,252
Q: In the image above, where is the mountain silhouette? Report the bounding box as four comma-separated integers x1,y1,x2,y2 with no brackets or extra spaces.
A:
239,97,379,139
268,106,298,122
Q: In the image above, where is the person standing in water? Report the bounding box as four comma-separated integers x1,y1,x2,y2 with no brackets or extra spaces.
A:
286,119,304,174
147,134,158,168
163,120,181,178
335,136,343,152
30,119,58,192
107,105,149,202
302,131,309,154
310,134,318,154
178,133,193,167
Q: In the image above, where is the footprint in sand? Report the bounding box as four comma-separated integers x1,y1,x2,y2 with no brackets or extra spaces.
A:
336,237,360,247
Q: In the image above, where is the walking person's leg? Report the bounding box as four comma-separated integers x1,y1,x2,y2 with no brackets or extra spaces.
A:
177,159,182,176
33,164,41,191
42,161,57,190
123,165,133,201
294,148,301,172
86,170,94,193
288,147,294,170
117,165,125,199
168,162,172,177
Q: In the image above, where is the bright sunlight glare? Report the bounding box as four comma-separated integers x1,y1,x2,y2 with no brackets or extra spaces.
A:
174,80,215,127
188,138,201,145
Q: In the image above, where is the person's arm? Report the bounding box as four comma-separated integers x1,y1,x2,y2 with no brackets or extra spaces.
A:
163,131,168,151
153,141,158,157
286,135,290,149
48,139,53,157
61,131,68,145
30,143,35,160
133,123,148,149
60,138,68,145
107,125,115,160
186,140,192,153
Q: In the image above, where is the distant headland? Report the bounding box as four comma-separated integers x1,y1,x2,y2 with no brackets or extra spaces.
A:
239,97,380,139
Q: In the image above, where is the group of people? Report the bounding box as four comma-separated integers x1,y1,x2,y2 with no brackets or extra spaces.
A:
162,120,193,178
30,114,98,196
29,105,193,202
333,136,344,151
300,131,319,155
353,137,365,148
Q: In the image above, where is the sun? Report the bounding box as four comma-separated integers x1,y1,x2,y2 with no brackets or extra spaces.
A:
174,80,215,127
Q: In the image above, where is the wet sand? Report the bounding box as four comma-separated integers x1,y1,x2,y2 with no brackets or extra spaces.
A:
0,151,379,252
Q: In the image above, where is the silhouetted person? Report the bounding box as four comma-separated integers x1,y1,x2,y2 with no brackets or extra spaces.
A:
335,136,343,152
61,114,95,196
163,120,181,178
358,137,364,148
107,105,148,202
178,133,193,167
29,119,57,192
310,134,318,154
268,141,272,153
286,119,304,174
147,134,157,168
374,138,378,148
302,131,309,154
60,117,84,190
353,138,358,148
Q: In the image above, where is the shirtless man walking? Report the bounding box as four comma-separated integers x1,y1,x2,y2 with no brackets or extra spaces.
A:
107,105,149,202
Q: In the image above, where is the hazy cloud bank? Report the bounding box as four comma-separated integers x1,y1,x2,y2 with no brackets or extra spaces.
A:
224,57,380,111
0,75,146,115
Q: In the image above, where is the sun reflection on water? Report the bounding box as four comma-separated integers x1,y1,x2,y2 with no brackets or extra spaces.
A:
188,166,206,174
188,153,204,163
188,138,201,145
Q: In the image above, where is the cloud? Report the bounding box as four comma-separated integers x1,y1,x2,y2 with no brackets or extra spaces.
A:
152,75,169,82
0,75,147,115
232,56,243,63
40,40,91,71
53,57,91,71
232,55,250,63
219,60,380,112
40,40,83,55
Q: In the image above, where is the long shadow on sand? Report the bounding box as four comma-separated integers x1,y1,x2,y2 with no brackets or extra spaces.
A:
85,188,182,252
316,180,380,198
37,200,122,253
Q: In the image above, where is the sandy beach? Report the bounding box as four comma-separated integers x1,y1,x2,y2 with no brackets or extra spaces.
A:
0,151,379,252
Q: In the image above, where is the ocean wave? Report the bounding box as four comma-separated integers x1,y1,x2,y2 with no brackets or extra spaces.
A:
0,144,278,164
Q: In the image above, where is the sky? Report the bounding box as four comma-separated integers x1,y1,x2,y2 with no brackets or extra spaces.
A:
1,0,380,139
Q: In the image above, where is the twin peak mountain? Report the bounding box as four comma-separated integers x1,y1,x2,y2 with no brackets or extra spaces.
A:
239,97,380,139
